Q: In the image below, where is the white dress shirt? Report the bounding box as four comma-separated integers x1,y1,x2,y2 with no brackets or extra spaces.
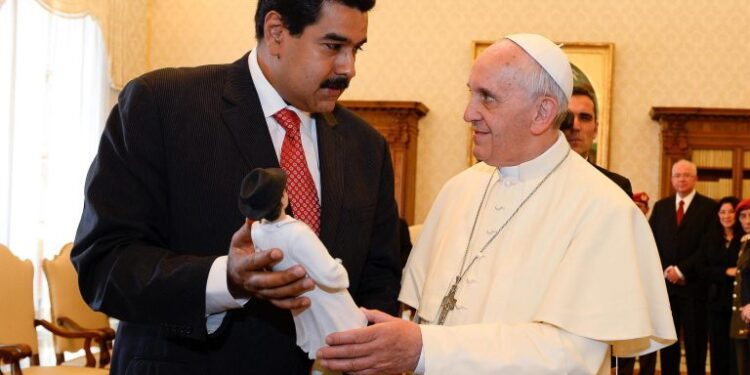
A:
675,189,696,213
204,49,323,333
668,189,697,280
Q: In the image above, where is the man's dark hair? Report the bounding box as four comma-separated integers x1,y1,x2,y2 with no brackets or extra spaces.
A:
255,0,375,39
572,84,598,121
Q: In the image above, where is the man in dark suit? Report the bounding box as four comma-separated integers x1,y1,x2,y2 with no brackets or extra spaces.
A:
650,159,715,375
561,83,632,196
72,1,401,374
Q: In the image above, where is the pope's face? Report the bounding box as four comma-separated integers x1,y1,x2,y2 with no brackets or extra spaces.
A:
271,2,368,113
463,41,538,167
563,95,598,158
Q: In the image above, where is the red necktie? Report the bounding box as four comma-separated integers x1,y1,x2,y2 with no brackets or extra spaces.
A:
676,200,685,226
273,108,321,235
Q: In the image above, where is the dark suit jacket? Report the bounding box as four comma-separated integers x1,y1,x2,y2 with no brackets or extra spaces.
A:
72,53,401,375
695,231,741,312
649,192,715,299
593,164,632,197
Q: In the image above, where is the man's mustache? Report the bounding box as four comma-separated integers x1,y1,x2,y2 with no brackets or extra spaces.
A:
320,76,349,90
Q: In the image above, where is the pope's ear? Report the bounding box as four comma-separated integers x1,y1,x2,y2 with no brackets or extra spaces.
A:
530,96,558,135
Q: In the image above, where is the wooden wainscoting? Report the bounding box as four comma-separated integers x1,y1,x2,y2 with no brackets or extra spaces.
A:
339,100,428,224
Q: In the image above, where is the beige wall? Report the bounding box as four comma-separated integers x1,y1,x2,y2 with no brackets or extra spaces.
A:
149,0,750,223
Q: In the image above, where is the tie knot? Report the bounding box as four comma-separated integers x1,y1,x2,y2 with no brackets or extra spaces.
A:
679,200,684,207
273,108,301,133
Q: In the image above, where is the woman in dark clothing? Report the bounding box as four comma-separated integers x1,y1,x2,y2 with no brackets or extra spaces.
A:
697,196,741,375
734,198,750,375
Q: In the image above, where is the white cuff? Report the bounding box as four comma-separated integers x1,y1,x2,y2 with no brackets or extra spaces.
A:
673,266,685,280
414,326,426,374
205,255,249,315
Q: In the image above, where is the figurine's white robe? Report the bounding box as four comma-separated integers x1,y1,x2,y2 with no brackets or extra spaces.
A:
400,134,676,374
252,216,367,359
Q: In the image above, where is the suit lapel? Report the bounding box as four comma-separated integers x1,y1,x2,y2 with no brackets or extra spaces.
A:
315,110,344,248
220,53,279,171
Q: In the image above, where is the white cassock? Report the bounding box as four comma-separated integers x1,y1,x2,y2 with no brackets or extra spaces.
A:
251,216,367,360
400,133,676,374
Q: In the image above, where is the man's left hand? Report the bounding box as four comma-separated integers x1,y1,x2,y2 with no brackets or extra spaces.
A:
317,308,422,375
665,266,685,285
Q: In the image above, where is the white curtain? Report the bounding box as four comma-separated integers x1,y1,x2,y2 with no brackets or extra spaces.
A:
0,0,109,310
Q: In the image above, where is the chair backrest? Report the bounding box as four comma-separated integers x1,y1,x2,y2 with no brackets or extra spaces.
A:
42,243,110,354
408,224,423,245
0,243,39,355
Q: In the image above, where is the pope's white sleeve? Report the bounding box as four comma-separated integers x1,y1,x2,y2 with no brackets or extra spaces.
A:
419,322,608,374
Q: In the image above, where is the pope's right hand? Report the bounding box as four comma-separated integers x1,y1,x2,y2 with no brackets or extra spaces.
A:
226,219,314,309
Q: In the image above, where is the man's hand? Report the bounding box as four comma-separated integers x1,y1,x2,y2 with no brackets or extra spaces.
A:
726,267,738,277
664,266,686,285
742,304,750,323
317,308,422,375
227,219,313,309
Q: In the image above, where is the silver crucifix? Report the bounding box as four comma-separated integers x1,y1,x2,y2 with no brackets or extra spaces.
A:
437,277,460,325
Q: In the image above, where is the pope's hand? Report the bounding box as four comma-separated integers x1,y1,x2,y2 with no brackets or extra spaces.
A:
226,219,314,309
317,308,422,375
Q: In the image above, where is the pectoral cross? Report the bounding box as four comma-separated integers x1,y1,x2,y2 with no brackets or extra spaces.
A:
437,277,460,325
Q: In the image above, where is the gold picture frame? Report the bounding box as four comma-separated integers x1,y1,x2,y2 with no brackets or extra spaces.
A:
469,41,615,167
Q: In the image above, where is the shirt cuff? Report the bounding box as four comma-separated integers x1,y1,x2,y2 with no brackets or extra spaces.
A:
205,255,249,316
673,266,685,280
414,326,426,374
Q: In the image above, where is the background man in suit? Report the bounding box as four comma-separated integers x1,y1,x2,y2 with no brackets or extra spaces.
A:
561,82,632,196
72,1,401,374
562,75,636,374
650,159,715,375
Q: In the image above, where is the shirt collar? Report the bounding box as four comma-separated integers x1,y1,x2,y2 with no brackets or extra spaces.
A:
248,49,312,126
676,189,696,208
497,131,571,183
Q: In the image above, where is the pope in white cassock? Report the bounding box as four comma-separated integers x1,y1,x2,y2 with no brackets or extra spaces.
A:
317,33,676,375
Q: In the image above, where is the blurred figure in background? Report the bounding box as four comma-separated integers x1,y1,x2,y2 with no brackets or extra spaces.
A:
633,192,651,216
561,68,632,197
650,159,715,375
695,196,741,375
733,198,750,374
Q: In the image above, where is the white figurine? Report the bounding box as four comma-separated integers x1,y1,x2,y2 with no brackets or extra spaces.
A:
239,168,367,359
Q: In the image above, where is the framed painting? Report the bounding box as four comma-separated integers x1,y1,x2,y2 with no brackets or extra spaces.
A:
469,41,615,167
